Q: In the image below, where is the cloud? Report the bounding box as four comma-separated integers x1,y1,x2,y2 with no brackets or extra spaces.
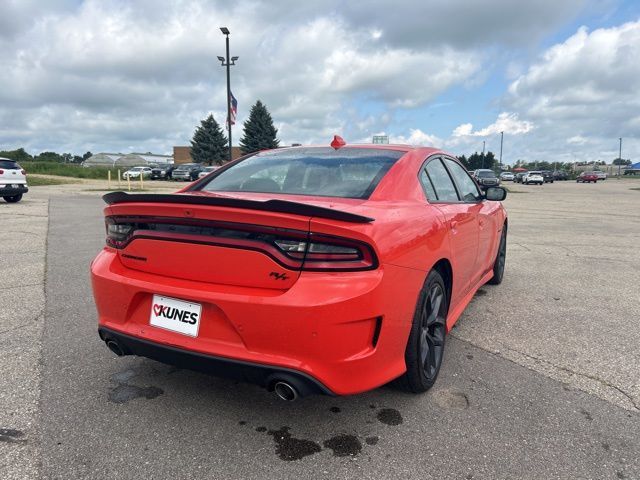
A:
388,129,442,146
452,112,534,138
504,20,640,161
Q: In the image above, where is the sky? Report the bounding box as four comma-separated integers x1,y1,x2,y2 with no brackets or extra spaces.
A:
0,0,639,165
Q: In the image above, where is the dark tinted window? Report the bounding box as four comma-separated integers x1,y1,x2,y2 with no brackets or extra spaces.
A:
0,160,20,169
199,147,404,199
424,159,459,202
477,171,496,178
444,158,482,202
419,168,437,201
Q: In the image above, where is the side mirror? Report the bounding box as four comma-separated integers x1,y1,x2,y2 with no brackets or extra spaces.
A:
485,186,507,201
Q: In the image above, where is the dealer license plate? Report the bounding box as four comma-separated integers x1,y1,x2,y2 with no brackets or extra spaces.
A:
149,294,201,337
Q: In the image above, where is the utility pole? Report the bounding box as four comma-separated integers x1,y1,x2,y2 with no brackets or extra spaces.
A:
499,131,504,171
218,27,238,162
618,137,622,178
482,140,485,168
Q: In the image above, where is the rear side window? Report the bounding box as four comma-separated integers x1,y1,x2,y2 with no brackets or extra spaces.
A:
0,160,20,169
423,159,459,202
444,158,482,202
198,147,404,199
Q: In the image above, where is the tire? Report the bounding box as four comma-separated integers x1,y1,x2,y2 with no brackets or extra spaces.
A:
487,225,507,285
4,194,23,203
397,269,448,393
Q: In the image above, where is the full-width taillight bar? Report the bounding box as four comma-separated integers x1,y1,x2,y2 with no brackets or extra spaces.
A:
105,216,378,271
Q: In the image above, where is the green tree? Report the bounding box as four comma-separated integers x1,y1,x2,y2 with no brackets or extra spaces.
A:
82,151,93,161
0,148,33,162
613,158,631,165
35,151,64,162
239,100,280,154
460,151,497,171
190,114,228,165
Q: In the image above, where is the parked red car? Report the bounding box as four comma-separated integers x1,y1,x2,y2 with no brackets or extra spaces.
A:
576,172,599,183
91,140,508,399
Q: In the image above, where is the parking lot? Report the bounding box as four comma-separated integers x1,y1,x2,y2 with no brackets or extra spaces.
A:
1,179,639,479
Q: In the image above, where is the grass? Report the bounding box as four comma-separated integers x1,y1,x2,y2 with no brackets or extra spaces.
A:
22,162,114,179
27,176,80,186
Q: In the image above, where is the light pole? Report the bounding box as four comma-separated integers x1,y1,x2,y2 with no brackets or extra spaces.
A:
499,131,504,171
218,27,238,162
618,137,622,178
481,140,486,168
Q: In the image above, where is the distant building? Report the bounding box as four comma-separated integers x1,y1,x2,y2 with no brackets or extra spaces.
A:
115,153,173,167
83,153,121,167
84,152,173,168
173,146,243,164
372,135,389,144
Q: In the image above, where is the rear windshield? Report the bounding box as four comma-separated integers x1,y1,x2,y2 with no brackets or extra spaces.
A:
197,147,404,199
0,160,20,169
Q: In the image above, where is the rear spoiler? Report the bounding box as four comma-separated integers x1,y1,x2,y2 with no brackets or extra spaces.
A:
102,192,374,224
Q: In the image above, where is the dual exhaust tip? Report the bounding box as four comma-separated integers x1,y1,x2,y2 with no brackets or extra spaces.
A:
104,339,302,401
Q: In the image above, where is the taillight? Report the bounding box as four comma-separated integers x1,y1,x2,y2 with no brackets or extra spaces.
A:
21,170,26,175
0,169,3,174
105,218,134,248
105,216,377,271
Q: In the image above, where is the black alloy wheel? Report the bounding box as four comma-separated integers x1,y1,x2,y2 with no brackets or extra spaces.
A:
398,269,448,393
488,226,507,285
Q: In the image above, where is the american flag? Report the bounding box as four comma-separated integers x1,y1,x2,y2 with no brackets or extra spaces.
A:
228,91,238,126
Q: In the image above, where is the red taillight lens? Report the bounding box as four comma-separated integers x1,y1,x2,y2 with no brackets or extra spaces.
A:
105,216,377,271
21,170,26,175
0,169,4,174
298,234,376,271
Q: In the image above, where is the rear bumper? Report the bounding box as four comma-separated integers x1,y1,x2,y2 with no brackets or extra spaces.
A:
99,327,333,396
91,248,424,395
0,184,28,195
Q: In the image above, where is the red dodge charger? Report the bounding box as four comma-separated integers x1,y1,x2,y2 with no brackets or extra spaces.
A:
91,140,507,400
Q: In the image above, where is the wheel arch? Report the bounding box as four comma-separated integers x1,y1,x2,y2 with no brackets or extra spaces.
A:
431,258,453,314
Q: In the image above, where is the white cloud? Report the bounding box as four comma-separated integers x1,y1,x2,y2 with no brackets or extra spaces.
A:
452,112,534,137
389,129,442,146
503,20,640,161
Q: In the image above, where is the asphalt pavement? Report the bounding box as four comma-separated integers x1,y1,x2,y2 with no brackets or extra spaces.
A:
1,180,639,479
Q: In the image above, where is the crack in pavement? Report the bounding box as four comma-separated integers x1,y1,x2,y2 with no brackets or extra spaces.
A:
451,333,640,412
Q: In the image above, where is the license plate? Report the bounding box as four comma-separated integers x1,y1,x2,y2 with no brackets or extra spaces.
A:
149,295,201,337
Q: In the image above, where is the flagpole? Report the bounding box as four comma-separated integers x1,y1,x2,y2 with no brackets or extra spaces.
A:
224,30,232,162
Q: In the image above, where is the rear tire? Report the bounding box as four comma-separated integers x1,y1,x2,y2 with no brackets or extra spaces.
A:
397,269,448,393
487,226,507,285
4,194,23,203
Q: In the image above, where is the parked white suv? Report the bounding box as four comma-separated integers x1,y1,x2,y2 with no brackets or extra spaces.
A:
523,171,544,185
0,158,28,203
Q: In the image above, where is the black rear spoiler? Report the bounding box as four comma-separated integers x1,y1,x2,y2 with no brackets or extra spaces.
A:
102,192,374,224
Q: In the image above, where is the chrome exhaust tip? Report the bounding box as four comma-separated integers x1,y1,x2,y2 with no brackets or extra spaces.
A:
273,381,298,401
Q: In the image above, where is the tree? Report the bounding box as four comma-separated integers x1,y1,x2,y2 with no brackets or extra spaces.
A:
35,151,64,162
613,158,631,165
239,100,280,154
459,151,498,171
0,148,33,162
190,114,228,165
82,151,93,161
